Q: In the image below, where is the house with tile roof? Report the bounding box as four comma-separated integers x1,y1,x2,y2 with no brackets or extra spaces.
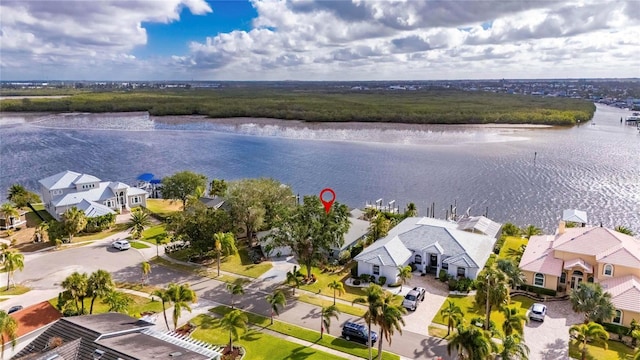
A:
519,221,640,327
354,216,501,285
39,171,148,220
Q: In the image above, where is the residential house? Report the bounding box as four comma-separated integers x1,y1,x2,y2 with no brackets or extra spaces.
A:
354,216,501,285
519,221,640,327
0,208,27,230
12,312,222,360
4,301,62,358
39,171,148,220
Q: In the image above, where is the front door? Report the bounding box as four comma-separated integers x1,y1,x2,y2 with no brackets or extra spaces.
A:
430,254,438,273
570,270,584,290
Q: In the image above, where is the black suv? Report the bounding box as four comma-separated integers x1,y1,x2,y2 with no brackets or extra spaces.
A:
342,322,378,344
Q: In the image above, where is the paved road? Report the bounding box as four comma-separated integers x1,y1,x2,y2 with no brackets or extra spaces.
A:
6,238,454,359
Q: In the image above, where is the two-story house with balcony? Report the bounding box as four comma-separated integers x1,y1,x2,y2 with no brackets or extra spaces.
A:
39,170,148,220
519,221,640,327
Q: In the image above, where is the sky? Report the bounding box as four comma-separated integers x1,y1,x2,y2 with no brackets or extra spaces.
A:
1,0,639,81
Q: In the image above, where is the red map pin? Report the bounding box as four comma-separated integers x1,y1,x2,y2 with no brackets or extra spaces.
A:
320,188,336,214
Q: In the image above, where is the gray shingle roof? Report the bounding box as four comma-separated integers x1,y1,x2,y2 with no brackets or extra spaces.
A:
354,236,411,266
39,171,84,190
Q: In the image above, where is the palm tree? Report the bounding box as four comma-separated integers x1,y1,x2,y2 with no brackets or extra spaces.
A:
375,292,406,360
0,203,19,229
321,305,340,339
87,269,114,314
614,225,635,236
501,305,527,337
521,225,542,239
227,279,248,309
353,284,384,360
447,323,494,360
61,271,89,314
285,266,302,295
128,208,151,240
501,223,522,237
102,290,132,313
213,232,237,277
570,282,615,323
404,202,418,217
155,233,170,258
497,258,525,289
440,300,463,337
221,309,248,351
167,283,197,330
396,265,412,293
141,262,151,284
0,310,18,359
265,288,287,325
152,288,172,331
506,244,527,264
475,265,510,331
368,215,391,243
569,322,609,360
61,207,87,243
499,334,530,360
3,250,24,290
34,221,49,243
632,330,640,360
327,280,345,305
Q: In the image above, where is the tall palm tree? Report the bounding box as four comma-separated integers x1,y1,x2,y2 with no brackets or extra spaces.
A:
167,283,197,330
102,290,132,313
569,322,609,360
375,292,406,360
0,310,18,359
447,323,494,360
87,269,114,314
521,225,543,239
213,232,237,276
155,232,169,258
501,305,527,337
0,203,19,229
3,250,24,291
497,258,525,289
321,305,340,339
35,221,49,243
475,265,510,331
501,223,522,237
614,225,634,236
396,265,412,293
141,262,151,284
221,309,248,351
570,282,615,323
61,207,87,243
440,300,464,337
499,334,530,360
285,266,302,295
152,288,172,331
61,271,89,314
506,245,527,264
353,284,384,360
265,288,287,325
128,208,151,240
227,279,248,309
327,279,345,305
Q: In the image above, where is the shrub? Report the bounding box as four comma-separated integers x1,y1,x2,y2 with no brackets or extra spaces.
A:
351,264,358,277
350,243,364,258
338,250,351,265
359,274,372,283
602,323,629,337
377,276,387,285
448,278,458,291
520,284,557,297
493,235,506,254
353,279,361,286
439,269,449,282
455,278,475,292
388,282,401,288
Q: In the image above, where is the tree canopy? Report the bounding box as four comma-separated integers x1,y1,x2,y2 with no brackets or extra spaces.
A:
7,184,41,208
161,171,207,210
166,202,232,256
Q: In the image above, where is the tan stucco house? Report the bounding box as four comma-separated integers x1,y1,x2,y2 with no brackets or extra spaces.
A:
519,222,640,327
39,170,148,220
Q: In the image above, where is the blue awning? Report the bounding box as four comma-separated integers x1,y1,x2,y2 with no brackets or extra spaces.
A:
150,179,162,184
137,173,155,182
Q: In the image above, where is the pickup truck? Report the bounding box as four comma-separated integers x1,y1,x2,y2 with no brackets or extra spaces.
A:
402,286,426,311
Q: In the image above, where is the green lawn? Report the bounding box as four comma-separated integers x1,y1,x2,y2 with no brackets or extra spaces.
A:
115,282,161,294
49,292,163,317
145,199,182,218
298,293,366,317
75,223,129,242
29,203,54,222
298,264,367,302
218,248,272,278
151,257,239,284
191,314,347,360
569,339,635,360
432,295,535,335
130,241,150,249
498,236,529,260
209,306,399,360
142,224,167,244
0,285,30,296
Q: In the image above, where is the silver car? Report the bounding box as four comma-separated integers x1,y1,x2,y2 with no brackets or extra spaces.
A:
112,240,131,251
528,303,547,322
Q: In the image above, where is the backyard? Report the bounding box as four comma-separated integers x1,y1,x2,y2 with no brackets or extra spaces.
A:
498,236,529,260
145,199,182,218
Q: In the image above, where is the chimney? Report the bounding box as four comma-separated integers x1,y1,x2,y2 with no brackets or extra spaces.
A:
558,220,566,234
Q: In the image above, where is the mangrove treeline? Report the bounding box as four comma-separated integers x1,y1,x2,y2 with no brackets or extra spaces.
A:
0,88,596,125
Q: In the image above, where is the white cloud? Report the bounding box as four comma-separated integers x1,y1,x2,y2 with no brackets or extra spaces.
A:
1,0,639,80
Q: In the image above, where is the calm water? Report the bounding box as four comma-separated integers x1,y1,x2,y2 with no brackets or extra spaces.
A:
1,104,639,233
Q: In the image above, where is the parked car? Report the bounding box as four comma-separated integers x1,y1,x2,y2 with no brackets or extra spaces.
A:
7,305,23,314
528,303,547,322
112,240,131,251
342,322,377,345
402,287,426,311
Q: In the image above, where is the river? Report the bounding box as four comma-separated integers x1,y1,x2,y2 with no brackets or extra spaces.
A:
1,104,638,233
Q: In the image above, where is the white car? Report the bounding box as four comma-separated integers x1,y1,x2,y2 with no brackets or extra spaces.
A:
402,287,426,311
112,240,131,251
528,303,547,322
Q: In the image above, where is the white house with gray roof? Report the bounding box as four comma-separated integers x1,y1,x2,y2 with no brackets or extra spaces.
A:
354,216,501,284
39,170,148,220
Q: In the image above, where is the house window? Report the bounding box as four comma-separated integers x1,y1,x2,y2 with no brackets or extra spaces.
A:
373,265,380,275
131,196,140,204
457,267,465,277
414,254,422,264
51,190,62,196
560,272,567,284
612,310,622,324
534,273,545,287
587,276,594,283
603,264,614,277
442,262,448,270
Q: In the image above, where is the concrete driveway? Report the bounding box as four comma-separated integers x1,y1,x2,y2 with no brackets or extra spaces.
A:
398,273,449,336
523,300,582,360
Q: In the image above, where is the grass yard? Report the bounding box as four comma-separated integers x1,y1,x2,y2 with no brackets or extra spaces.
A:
151,257,239,283
209,306,399,360
130,241,150,249
0,285,30,296
298,264,367,302
49,292,163,317
218,248,272,278
142,224,167,244
145,199,182,217
498,236,529,260
569,339,635,360
191,314,347,360
115,282,161,294
297,293,366,317
432,295,535,335
75,223,129,242
428,326,450,339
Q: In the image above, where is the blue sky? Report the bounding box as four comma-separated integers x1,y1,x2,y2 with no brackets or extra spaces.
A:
1,0,639,80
